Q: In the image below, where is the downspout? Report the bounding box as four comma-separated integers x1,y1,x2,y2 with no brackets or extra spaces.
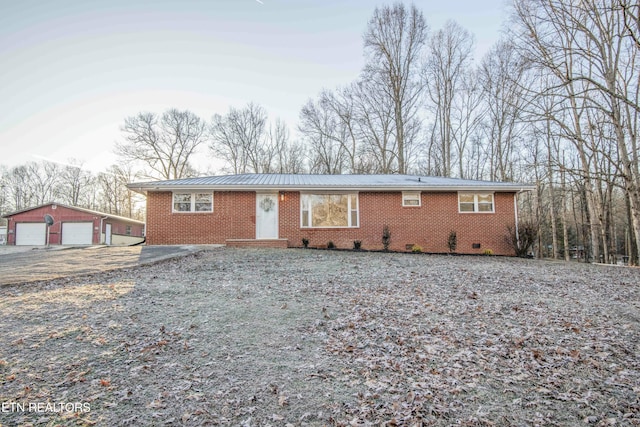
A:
100,216,108,244
514,191,522,251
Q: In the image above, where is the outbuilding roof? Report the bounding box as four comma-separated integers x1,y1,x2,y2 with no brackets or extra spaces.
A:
129,173,535,193
2,202,145,224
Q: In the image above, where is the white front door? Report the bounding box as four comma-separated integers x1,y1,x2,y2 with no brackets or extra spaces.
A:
105,223,112,245
256,193,278,239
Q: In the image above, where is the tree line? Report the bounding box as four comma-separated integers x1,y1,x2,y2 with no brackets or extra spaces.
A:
1,1,639,264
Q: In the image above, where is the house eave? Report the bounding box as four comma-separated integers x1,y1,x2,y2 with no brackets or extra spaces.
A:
129,184,536,193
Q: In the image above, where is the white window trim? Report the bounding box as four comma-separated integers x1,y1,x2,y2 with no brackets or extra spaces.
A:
402,191,421,207
172,192,214,213
458,192,495,213
300,192,359,228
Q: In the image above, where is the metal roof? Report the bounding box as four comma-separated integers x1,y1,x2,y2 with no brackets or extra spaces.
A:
129,173,535,193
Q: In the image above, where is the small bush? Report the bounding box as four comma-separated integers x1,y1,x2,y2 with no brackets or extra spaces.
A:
411,244,422,253
327,241,336,249
483,249,494,256
505,220,538,257
353,240,362,250
382,225,391,251
447,231,457,253
302,238,309,248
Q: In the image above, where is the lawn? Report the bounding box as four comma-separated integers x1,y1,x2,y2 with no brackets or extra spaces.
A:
1,248,639,426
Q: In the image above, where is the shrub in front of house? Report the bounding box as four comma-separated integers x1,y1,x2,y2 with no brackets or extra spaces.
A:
411,244,422,253
448,230,457,253
327,241,336,249
483,249,494,256
302,238,309,248
382,225,391,251
353,240,362,250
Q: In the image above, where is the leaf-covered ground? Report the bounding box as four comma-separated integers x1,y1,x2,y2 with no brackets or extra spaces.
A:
1,248,639,426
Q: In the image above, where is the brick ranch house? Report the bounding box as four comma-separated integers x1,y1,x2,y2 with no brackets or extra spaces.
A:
2,203,145,246
129,174,534,255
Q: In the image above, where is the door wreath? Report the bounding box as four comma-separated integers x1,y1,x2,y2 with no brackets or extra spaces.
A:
259,197,275,212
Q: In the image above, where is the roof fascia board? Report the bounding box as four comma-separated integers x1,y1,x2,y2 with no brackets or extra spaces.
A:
133,184,536,193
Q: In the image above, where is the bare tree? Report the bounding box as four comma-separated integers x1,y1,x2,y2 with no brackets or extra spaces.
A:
352,78,399,173
363,2,427,173
452,71,485,179
3,166,29,211
512,0,640,263
116,109,207,180
299,97,347,174
265,118,307,173
0,162,61,210
278,138,308,174
31,161,62,205
209,103,269,174
478,41,528,182
59,160,96,207
320,88,363,173
95,165,144,219
0,165,9,217
620,0,640,50
423,20,476,177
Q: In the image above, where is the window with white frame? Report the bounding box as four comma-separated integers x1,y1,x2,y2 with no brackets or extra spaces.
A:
173,192,213,212
402,191,421,207
458,193,494,213
301,193,359,228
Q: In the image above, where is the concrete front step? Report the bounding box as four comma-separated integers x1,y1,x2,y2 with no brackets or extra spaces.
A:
225,239,289,249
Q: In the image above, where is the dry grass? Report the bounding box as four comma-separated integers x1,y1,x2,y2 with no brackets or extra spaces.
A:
0,248,639,426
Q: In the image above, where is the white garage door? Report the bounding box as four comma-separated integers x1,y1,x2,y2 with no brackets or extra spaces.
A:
61,222,93,245
15,223,47,246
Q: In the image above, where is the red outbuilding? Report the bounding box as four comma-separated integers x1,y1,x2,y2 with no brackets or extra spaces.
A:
2,203,145,246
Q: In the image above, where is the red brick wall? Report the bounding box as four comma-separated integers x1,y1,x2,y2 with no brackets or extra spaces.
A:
145,191,256,245
146,190,517,255
280,191,515,255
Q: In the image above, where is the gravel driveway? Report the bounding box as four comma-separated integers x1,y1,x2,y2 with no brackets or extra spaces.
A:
0,248,638,426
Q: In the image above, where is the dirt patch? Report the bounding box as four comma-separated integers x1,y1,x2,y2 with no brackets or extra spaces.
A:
0,248,639,426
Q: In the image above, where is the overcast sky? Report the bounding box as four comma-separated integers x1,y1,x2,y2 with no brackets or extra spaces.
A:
0,0,510,174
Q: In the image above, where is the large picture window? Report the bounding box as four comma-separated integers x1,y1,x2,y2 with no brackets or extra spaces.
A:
458,193,494,213
301,193,359,228
173,193,213,212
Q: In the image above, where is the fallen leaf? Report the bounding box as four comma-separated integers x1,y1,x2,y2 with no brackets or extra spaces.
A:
278,394,288,407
